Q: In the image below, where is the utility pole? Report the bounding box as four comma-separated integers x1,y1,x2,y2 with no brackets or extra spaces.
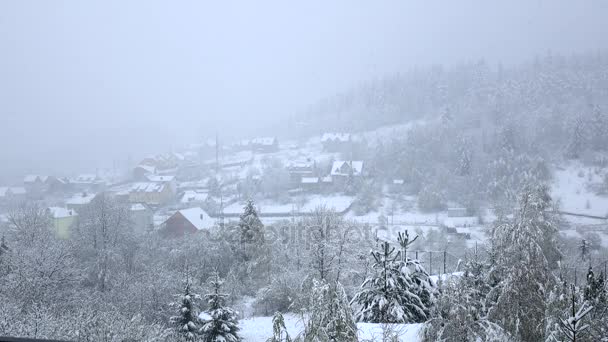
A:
215,132,220,175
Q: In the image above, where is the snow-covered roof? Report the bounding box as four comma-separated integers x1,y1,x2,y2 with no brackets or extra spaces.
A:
393,179,404,185
72,174,101,184
130,203,148,211
146,175,175,182
180,190,208,204
287,161,313,170
129,182,167,194
330,161,363,176
66,193,96,205
135,164,156,174
250,137,277,146
176,207,213,231
24,175,49,183
47,207,77,219
321,175,333,183
321,133,351,143
301,177,319,184
23,175,39,183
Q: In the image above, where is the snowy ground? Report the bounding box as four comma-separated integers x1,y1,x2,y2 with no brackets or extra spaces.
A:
552,162,608,217
237,315,423,341
223,195,355,215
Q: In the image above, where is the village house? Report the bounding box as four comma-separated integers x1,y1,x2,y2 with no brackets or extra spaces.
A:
23,175,52,197
47,207,78,239
330,160,363,186
300,177,320,192
70,174,105,192
286,161,315,187
180,190,209,205
250,137,279,153
66,192,97,211
133,154,180,181
0,187,27,205
133,164,156,181
128,182,174,206
161,207,214,238
146,174,177,192
321,133,351,152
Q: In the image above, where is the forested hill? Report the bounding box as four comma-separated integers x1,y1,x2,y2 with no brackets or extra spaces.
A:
285,52,608,216
291,52,608,136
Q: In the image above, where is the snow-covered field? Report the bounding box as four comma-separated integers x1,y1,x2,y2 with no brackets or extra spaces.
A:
224,195,355,215
552,162,608,217
238,315,423,341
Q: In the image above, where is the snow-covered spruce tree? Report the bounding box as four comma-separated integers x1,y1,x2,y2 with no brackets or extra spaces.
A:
486,184,560,341
170,283,200,341
584,266,606,306
199,272,241,342
589,104,608,151
397,230,435,318
549,285,594,342
302,279,358,342
422,257,510,342
583,266,608,340
239,199,264,248
267,311,292,342
566,114,587,159
351,241,427,323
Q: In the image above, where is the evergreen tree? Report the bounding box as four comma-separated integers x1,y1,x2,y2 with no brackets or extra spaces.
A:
351,241,427,323
589,105,608,151
303,279,358,342
170,283,200,341
566,115,587,159
553,285,594,342
239,199,264,245
584,266,607,309
486,185,560,341
422,259,509,342
199,272,241,342
397,231,435,318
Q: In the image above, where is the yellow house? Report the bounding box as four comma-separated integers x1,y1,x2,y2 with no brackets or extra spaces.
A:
47,207,78,239
128,182,174,206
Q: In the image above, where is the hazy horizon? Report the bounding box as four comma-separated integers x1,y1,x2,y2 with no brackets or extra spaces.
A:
1,0,608,182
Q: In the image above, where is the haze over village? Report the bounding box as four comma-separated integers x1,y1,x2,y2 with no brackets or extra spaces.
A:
1,1,608,341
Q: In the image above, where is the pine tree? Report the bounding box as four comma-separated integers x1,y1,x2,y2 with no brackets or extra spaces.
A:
554,285,594,342
566,115,587,159
422,258,509,342
239,199,264,245
351,241,427,323
397,231,435,318
303,279,358,342
486,184,560,341
170,283,200,341
584,267,607,308
589,105,608,151
199,272,241,342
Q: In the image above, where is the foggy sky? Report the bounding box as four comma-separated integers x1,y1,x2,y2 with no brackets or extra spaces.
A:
1,0,607,181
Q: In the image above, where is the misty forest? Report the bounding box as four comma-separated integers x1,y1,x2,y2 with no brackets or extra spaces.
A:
1,1,608,342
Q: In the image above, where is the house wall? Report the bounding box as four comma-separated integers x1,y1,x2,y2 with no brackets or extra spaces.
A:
129,185,174,206
163,212,197,238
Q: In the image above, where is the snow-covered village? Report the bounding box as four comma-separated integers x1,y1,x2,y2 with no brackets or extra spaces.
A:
1,2,608,342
